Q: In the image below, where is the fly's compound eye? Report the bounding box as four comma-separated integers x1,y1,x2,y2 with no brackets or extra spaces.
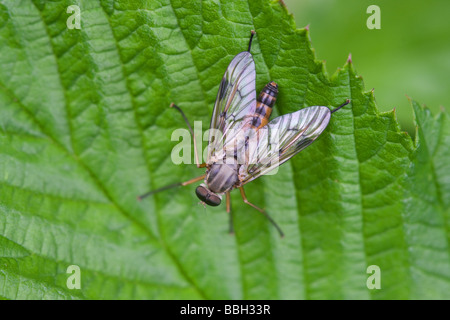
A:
195,186,221,207
206,193,221,206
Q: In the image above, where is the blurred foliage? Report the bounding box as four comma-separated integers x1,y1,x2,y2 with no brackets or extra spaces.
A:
285,0,450,134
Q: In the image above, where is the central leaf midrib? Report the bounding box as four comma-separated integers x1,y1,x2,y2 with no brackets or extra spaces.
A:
97,3,208,299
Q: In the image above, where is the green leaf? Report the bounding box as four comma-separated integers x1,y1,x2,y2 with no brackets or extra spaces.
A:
0,0,448,300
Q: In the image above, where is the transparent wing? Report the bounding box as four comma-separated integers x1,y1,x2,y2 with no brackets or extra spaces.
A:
207,51,257,163
239,106,332,184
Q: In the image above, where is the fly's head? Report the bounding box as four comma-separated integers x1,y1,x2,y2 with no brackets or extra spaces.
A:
195,184,222,206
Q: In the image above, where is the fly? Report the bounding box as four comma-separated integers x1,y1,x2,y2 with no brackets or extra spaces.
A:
139,31,350,237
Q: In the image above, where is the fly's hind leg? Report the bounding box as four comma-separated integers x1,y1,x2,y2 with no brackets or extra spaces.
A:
239,187,284,237
170,103,206,169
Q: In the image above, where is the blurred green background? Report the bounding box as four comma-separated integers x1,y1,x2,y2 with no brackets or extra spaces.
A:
284,0,450,135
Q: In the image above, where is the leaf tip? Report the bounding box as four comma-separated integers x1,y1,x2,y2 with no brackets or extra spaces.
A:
304,23,310,31
347,53,352,64
392,107,398,120
277,0,287,8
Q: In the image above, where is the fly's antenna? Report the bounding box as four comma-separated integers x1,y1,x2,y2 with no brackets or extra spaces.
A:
248,30,256,52
331,99,351,114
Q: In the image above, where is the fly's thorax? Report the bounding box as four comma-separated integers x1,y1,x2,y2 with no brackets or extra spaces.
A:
206,162,239,193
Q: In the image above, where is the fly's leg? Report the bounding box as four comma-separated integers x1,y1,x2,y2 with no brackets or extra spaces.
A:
180,174,207,186
170,103,206,168
330,99,350,114
239,187,284,237
138,174,206,201
226,192,234,234
138,103,206,201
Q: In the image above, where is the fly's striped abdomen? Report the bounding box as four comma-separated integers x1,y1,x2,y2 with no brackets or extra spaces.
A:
250,81,278,129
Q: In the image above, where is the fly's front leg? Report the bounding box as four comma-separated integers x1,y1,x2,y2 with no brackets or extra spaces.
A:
226,191,234,234
138,174,206,200
239,187,284,237
170,103,206,168
181,174,206,186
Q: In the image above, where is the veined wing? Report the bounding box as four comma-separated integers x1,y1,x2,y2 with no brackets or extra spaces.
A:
239,106,332,184
207,51,257,163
